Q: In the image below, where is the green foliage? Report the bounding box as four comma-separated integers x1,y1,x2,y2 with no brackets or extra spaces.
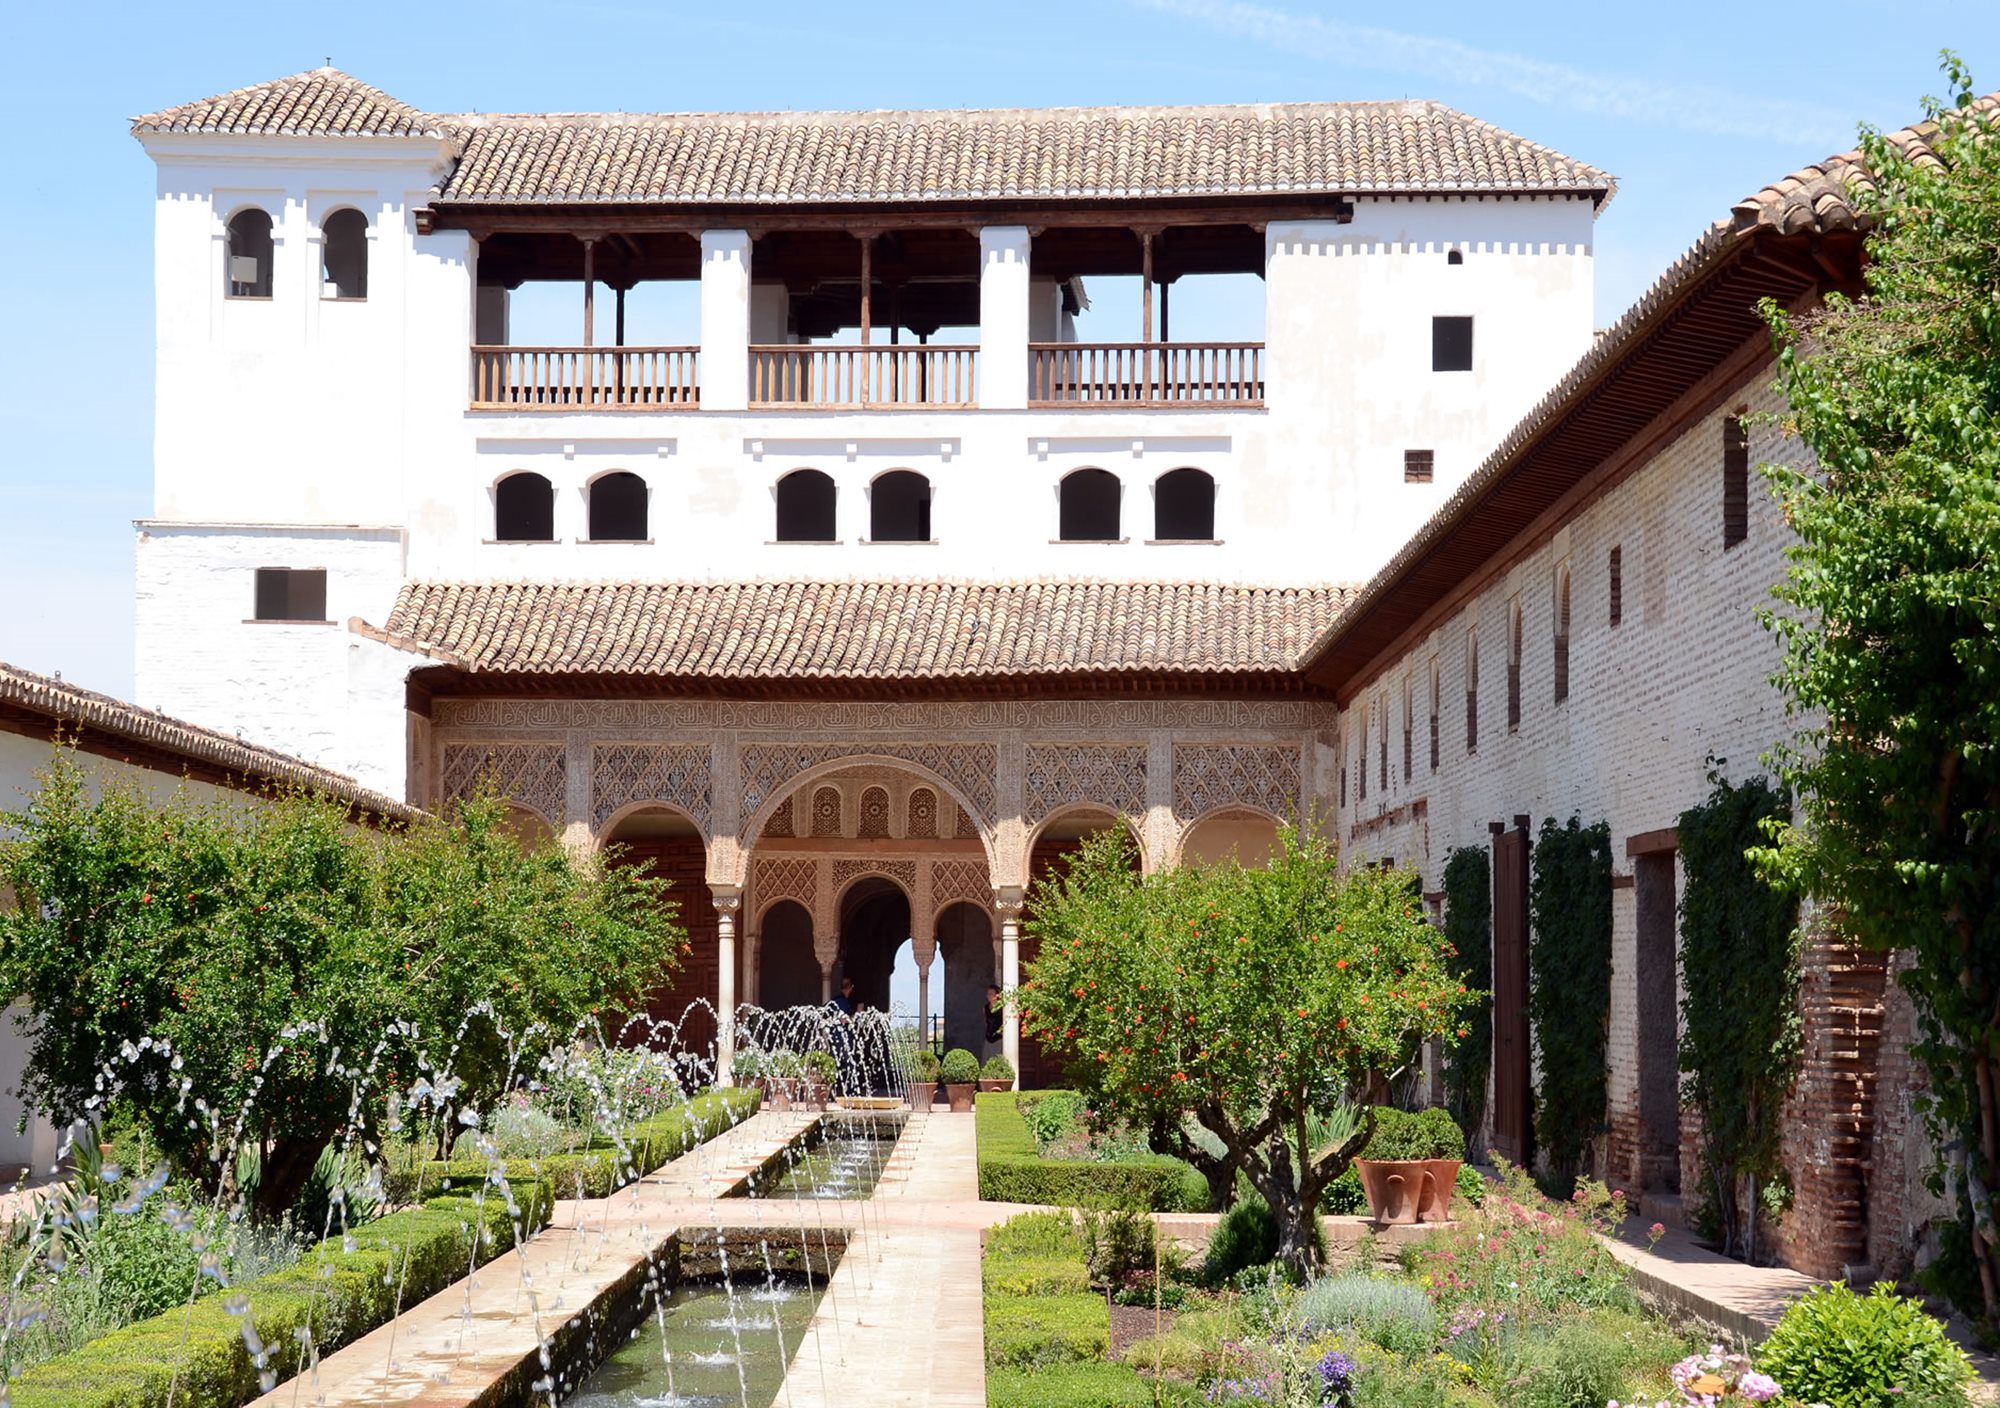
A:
986,1210,1085,1259
1510,1310,1684,1408
982,1054,1016,1081
1404,1162,1636,1316
1202,1197,1277,1284
975,1093,1208,1210
410,1088,758,1201
1080,1204,1157,1289
1021,824,1473,1274
1441,846,1493,1146
4,1180,547,1408
986,1362,1166,1408
941,1048,981,1084
1755,59,2000,1318
912,1049,940,1082
1677,764,1801,1261
1356,1106,1466,1162
0,753,682,1218
1295,1273,1436,1355
984,1293,1111,1367
1757,1282,1974,1408
1022,1089,1089,1150
1526,815,1613,1185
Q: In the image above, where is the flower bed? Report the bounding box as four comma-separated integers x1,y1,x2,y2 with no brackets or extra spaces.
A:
7,1179,551,1408
982,1212,1163,1408
975,1092,1208,1212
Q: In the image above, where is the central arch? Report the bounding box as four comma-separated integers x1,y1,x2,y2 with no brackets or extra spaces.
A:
835,875,911,1014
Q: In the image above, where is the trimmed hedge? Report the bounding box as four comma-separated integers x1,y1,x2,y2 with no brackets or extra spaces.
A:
987,1363,1181,1408
976,1093,1207,1212
983,1210,1160,1406
9,1180,550,1408
418,1086,762,1201
984,1293,1110,1367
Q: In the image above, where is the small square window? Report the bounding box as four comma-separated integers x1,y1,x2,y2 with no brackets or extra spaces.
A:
254,568,327,622
1404,450,1435,484
1432,317,1473,372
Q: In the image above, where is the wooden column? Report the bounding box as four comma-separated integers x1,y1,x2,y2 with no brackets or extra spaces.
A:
858,232,874,405
615,286,626,347
581,237,596,346
1160,279,1170,342
1138,229,1157,401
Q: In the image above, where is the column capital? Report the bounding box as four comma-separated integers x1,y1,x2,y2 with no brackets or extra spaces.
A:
992,884,1026,918
708,882,742,915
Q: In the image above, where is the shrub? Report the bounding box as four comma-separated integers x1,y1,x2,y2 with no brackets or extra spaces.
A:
1403,1163,1635,1315
984,1293,1111,1367
982,1054,1016,1082
1351,1351,1456,1408
986,1363,1163,1408
1204,1196,1277,1284
976,1094,1207,1211
1511,1309,1684,1408
941,1048,981,1084
1024,1089,1089,1149
1360,1106,1466,1161
5,1181,547,1408
1081,1204,1157,1289
986,1209,1084,1259
1118,1306,1247,1380
1756,1282,1973,1408
1295,1273,1436,1355
912,1049,941,1082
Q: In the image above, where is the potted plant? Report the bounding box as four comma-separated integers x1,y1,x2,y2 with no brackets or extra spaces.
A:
909,1050,941,1108
978,1054,1015,1092
804,1049,838,1108
1352,1106,1465,1225
767,1050,803,1110
940,1048,981,1112
732,1046,767,1103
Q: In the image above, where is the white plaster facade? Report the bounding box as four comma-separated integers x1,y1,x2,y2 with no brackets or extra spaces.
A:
131,107,1598,793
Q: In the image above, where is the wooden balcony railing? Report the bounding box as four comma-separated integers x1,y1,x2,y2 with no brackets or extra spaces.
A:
1028,342,1264,408
749,345,978,409
471,346,700,409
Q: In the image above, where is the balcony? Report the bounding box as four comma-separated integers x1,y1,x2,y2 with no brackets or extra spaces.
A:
1029,342,1263,408
472,346,698,410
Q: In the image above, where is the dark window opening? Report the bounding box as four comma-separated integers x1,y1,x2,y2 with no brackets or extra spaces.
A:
1723,416,1749,548
1357,714,1368,801
254,567,326,622
1506,604,1523,731
1432,316,1473,372
589,471,649,541
1402,682,1413,783
1609,546,1623,626
1339,748,1347,807
226,208,273,298
1466,634,1480,754
870,470,932,542
1554,571,1572,704
495,473,555,542
775,469,837,542
1058,468,1121,541
1378,698,1388,791
321,209,368,299
1154,467,1215,540
1429,663,1440,772
1404,449,1435,484
1446,249,1465,266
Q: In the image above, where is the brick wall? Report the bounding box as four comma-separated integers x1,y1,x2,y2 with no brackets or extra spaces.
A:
608,836,722,1062
1333,369,1934,1274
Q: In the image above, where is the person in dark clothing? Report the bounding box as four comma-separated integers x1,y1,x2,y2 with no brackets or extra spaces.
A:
984,984,1004,1048
833,977,858,1016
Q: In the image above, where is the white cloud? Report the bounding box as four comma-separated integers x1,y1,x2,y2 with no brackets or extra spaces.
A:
1136,0,1853,146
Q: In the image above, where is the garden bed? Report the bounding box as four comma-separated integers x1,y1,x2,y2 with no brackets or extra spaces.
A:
975,1092,1208,1212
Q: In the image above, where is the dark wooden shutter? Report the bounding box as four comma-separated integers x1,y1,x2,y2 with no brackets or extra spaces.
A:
1723,417,1749,548
1404,449,1435,483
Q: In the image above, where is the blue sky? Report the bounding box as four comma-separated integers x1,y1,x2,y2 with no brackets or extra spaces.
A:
1,0,1993,699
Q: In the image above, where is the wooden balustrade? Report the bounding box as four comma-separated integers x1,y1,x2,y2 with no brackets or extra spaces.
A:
1028,342,1264,407
470,346,700,409
749,345,978,409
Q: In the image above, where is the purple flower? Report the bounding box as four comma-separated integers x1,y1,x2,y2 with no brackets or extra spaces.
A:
1739,1371,1782,1402
1316,1349,1356,1393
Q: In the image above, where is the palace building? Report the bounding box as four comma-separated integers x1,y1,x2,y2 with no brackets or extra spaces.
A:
119,66,1979,1277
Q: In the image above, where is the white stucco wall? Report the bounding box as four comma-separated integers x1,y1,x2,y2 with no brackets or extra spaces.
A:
133,129,1598,796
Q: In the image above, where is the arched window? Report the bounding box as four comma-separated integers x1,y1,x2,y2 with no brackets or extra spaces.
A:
226,208,273,298
1357,708,1368,801
1428,658,1441,772
775,469,836,542
1058,468,1121,541
1446,248,1465,266
1553,567,1572,704
494,472,555,542
588,471,648,542
321,208,368,300
1506,600,1523,731
1465,629,1480,754
1154,468,1215,541
870,471,932,542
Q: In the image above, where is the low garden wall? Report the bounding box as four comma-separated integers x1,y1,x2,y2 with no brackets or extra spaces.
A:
975,1092,1208,1212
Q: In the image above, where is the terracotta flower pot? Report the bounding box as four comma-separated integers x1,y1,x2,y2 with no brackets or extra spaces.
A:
977,1079,1012,1093
1355,1158,1460,1224
944,1082,976,1113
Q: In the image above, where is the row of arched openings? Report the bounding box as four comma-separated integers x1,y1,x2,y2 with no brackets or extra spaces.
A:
494,466,1215,545
226,206,367,301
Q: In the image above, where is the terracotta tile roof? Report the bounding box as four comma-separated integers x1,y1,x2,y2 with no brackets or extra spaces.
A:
0,661,416,819
133,70,1611,204
433,101,1610,204
1301,92,2000,688
377,580,1353,680
1726,90,2000,236
132,67,445,138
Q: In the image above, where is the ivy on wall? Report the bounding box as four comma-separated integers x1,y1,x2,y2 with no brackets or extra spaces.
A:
1442,846,1493,1149
1528,814,1613,1186
1678,762,1800,1263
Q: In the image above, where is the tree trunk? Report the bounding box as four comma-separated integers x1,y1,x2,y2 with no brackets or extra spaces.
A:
1256,1140,1320,1281
1147,1113,1238,1212
254,1136,325,1223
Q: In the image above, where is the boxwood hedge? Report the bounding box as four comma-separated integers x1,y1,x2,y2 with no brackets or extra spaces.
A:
983,1210,1163,1405
8,1180,550,1408
975,1092,1207,1212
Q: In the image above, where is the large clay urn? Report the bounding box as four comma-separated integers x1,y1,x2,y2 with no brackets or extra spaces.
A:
1355,1158,1461,1224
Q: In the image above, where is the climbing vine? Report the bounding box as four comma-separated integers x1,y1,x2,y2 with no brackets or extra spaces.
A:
1678,761,1800,1263
1527,814,1613,1187
1441,846,1492,1149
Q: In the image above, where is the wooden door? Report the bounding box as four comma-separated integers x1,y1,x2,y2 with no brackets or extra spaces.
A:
1491,821,1533,1164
